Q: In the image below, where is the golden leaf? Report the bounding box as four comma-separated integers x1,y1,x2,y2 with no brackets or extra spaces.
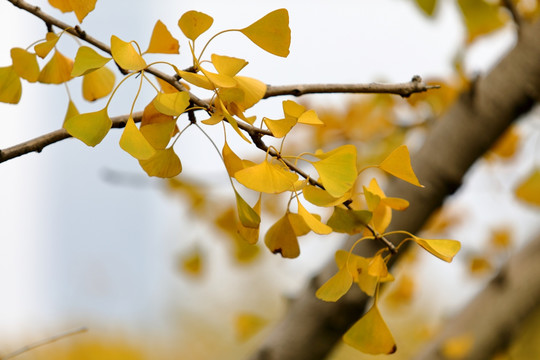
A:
119,117,156,160
71,46,111,77
264,214,300,258
38,50,73,84
10,48,39,82
110,35,147,71
178,10,214,41
0,66,22,104
82,66,115,101
239,9,291,57
63,108,111,147
153,91,190,116
312,144,358,198
235,160,298,194
139,147,182,178
146,20,180,54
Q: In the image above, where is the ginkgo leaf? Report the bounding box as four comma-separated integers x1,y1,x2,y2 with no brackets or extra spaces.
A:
312,145,358,197
327,206,372,235
316,266,353,302
211,54,248,77
153,91,190,116
367,254,389,278
235,313,268,342
234,76,267,109
264,214,299,258
287,213,311,237
63,108,111,146
219,102,251,143
178,10,214,41
235,160,298,194
119,117,156,160
71,46,111,76
297,200,332,235
237,195,261,244
82,66,115,101
10,48,39,82
38,50,73,84
515,168,540,206
223,141,245,177
34,32,59,58
0,66,22,104
457,0,507,44
283,100,305,119
141,99,175,127
110,35,147,71
63,100,79,124
343,303,397,355
412,236,461,262
200,67,237,88
145,20,180,54
48,0,72,12
381,196,409,211
239,9,291,57
176,69,214,90
298,109,324,125
68,0,97,22
303,185,350,207
139,147,182,178
235,190,261,228
379,145,423,187
415,0,437,16
140,120,175,149
263,116,297,138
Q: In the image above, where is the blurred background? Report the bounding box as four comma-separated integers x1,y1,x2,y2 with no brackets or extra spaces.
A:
0,0,539,359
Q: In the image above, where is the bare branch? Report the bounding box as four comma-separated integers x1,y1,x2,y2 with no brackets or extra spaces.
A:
1,326,87,360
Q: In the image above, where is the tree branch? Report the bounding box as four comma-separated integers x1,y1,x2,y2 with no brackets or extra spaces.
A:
249,16,540,360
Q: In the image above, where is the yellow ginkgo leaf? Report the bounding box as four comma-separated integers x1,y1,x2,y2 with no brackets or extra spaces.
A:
263,116,297,138
412,236,461,262
343,303,397,355
287,212,311,237
379,145,423,187
316,266,353,302
68,0,97,22
237,195,261,244
34,32,59,58
298,109,324,125
234,76,266,109
63,100,79,125
71,46,111,77
140,120,175,150
235,160,298,194
141,100,175,127
211,54,248,77
10,48,39,82
381,196,410,211
367,254,389,278
264,214,300,258
119,117,156,160
223,141,245,177
139,147,182,178
176,69,214,90
303,185,350,207
239,9,291,57
38,50,73,84
297,200,332,235
312,145,358,197
145,20,180,54
178,10,214,41
457,0,507,44
200,67,237,88
0,66,22,104
515,168,540,206
63,107,111,147
235,190,261,229
283,100,305,119
153,91,190,116
235,313,268,342
48,0,72,12
110,35,147,71
327,206,372,235
82,66,115,101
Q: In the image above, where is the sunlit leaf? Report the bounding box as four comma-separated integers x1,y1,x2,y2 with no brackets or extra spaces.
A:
139,147,182,178
264,213,299,258
38,50,73,84
367,254,388,278
211,54,248,77
234,76,267,109
379,145,423,187
34,32,59,58
303,185,350,207
223,141,245,177
235,190,261,228
178,10,214,41
515,168,540,206
327,206,372,235
119,117,156,160
297,200,332,235
68,0,97,22
312,145,358,197
283,100,305,119
146,20,180,54
141,99,175,126
200,67,237,88
63,108,111,146
110,35,147,71
287,212,311,236
0,66,22,104
343,303,397,355
82,66,115,101
235,160,298,194
316,266,353,302
48,0,72,12
238,195,261,244
71,46,111,76
235,313,268,342
63,100,79,125
140,120,175,149
153,91,190,116
239,9,291,57
412,236,461,262
441,333,475,359
298,109,324,125
415,0,437,16
263,116,297,138
457,0,507,43
10,48,39,82
176,69,214,90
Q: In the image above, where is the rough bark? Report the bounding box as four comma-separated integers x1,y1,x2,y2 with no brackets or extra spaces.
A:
249,17,540,360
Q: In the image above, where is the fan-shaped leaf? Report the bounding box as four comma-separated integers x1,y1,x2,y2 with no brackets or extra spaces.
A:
0,66,22,104
153,91,190,116
34,32,59,58
38,50,73,84
312,145,358,197
379,145,423,187
119,117,156,160
264,214,299,258
71,46,111,76
110,35,147,71
412,236,461,262
139,147,182,178
239,9,291,57
235,160,298,193
63,108,111,146
146,20,179,54
10,48,39,82
178,10,213,41
82,66,115,101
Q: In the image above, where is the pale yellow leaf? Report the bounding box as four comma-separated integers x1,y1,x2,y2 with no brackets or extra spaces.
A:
239,9,291,57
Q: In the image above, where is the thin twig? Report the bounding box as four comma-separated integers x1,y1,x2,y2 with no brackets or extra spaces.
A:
1,326,88,360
